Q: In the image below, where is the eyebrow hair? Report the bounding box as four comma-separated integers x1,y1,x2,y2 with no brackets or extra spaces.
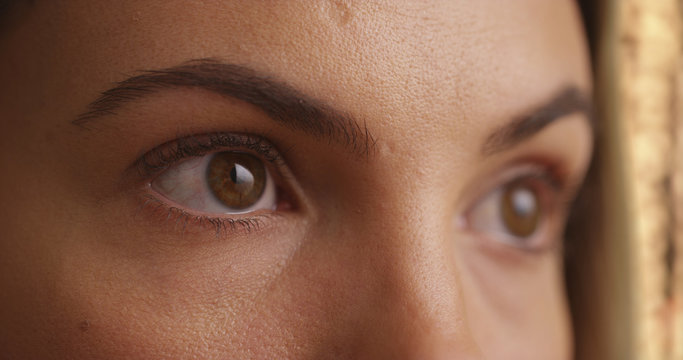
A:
74,58,377,157
75,59,591,160
481,86,593,155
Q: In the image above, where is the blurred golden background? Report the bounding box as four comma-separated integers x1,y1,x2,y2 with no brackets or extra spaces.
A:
578,0,682,358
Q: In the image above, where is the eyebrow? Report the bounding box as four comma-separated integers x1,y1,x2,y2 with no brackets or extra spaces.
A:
74,59,591,159
481,86,593,155
74,58,377,157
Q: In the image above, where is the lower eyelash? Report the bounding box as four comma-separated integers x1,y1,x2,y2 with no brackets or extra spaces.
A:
137,194,272,238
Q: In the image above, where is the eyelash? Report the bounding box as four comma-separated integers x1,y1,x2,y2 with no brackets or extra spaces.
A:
133,133,289,236
138,194,276,236
135,133,284,176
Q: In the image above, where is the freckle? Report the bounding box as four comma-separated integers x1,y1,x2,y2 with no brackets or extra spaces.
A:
79,320,90,332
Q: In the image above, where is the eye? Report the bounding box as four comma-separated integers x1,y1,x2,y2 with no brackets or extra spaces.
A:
151,151,277,215
465,172,561,251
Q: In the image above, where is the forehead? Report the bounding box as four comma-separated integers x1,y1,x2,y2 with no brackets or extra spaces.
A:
1,0,589,142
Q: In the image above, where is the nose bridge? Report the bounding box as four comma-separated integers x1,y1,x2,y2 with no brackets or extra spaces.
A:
355,196,483,358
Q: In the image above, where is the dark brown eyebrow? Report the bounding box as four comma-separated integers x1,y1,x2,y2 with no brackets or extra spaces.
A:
481,86,593,155
74,58,377,157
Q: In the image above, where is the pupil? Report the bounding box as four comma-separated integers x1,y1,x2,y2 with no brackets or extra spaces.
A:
229,164,255,193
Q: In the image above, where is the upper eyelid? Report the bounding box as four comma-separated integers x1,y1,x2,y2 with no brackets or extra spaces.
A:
458,161,564,211
132,133,284,177
462,167,557,218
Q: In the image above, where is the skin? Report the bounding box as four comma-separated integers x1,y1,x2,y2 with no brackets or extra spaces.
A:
0,1,592,359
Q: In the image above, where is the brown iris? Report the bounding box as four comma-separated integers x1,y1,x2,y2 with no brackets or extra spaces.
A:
500,181,540,238
206,152,266,209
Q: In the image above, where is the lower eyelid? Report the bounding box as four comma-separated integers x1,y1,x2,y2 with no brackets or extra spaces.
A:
135,193,279,238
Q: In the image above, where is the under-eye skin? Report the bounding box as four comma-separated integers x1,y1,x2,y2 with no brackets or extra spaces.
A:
463,163,572,253
132,133,294,235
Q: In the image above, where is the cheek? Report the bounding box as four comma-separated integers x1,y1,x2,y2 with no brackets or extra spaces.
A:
40,238,359,359
459,247,572,360
0,205,306,358
36,248,269,358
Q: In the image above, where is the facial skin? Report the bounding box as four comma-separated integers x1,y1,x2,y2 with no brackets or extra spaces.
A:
0,1,592,359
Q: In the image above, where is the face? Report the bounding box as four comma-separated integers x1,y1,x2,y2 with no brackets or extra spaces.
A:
0,1,592,359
